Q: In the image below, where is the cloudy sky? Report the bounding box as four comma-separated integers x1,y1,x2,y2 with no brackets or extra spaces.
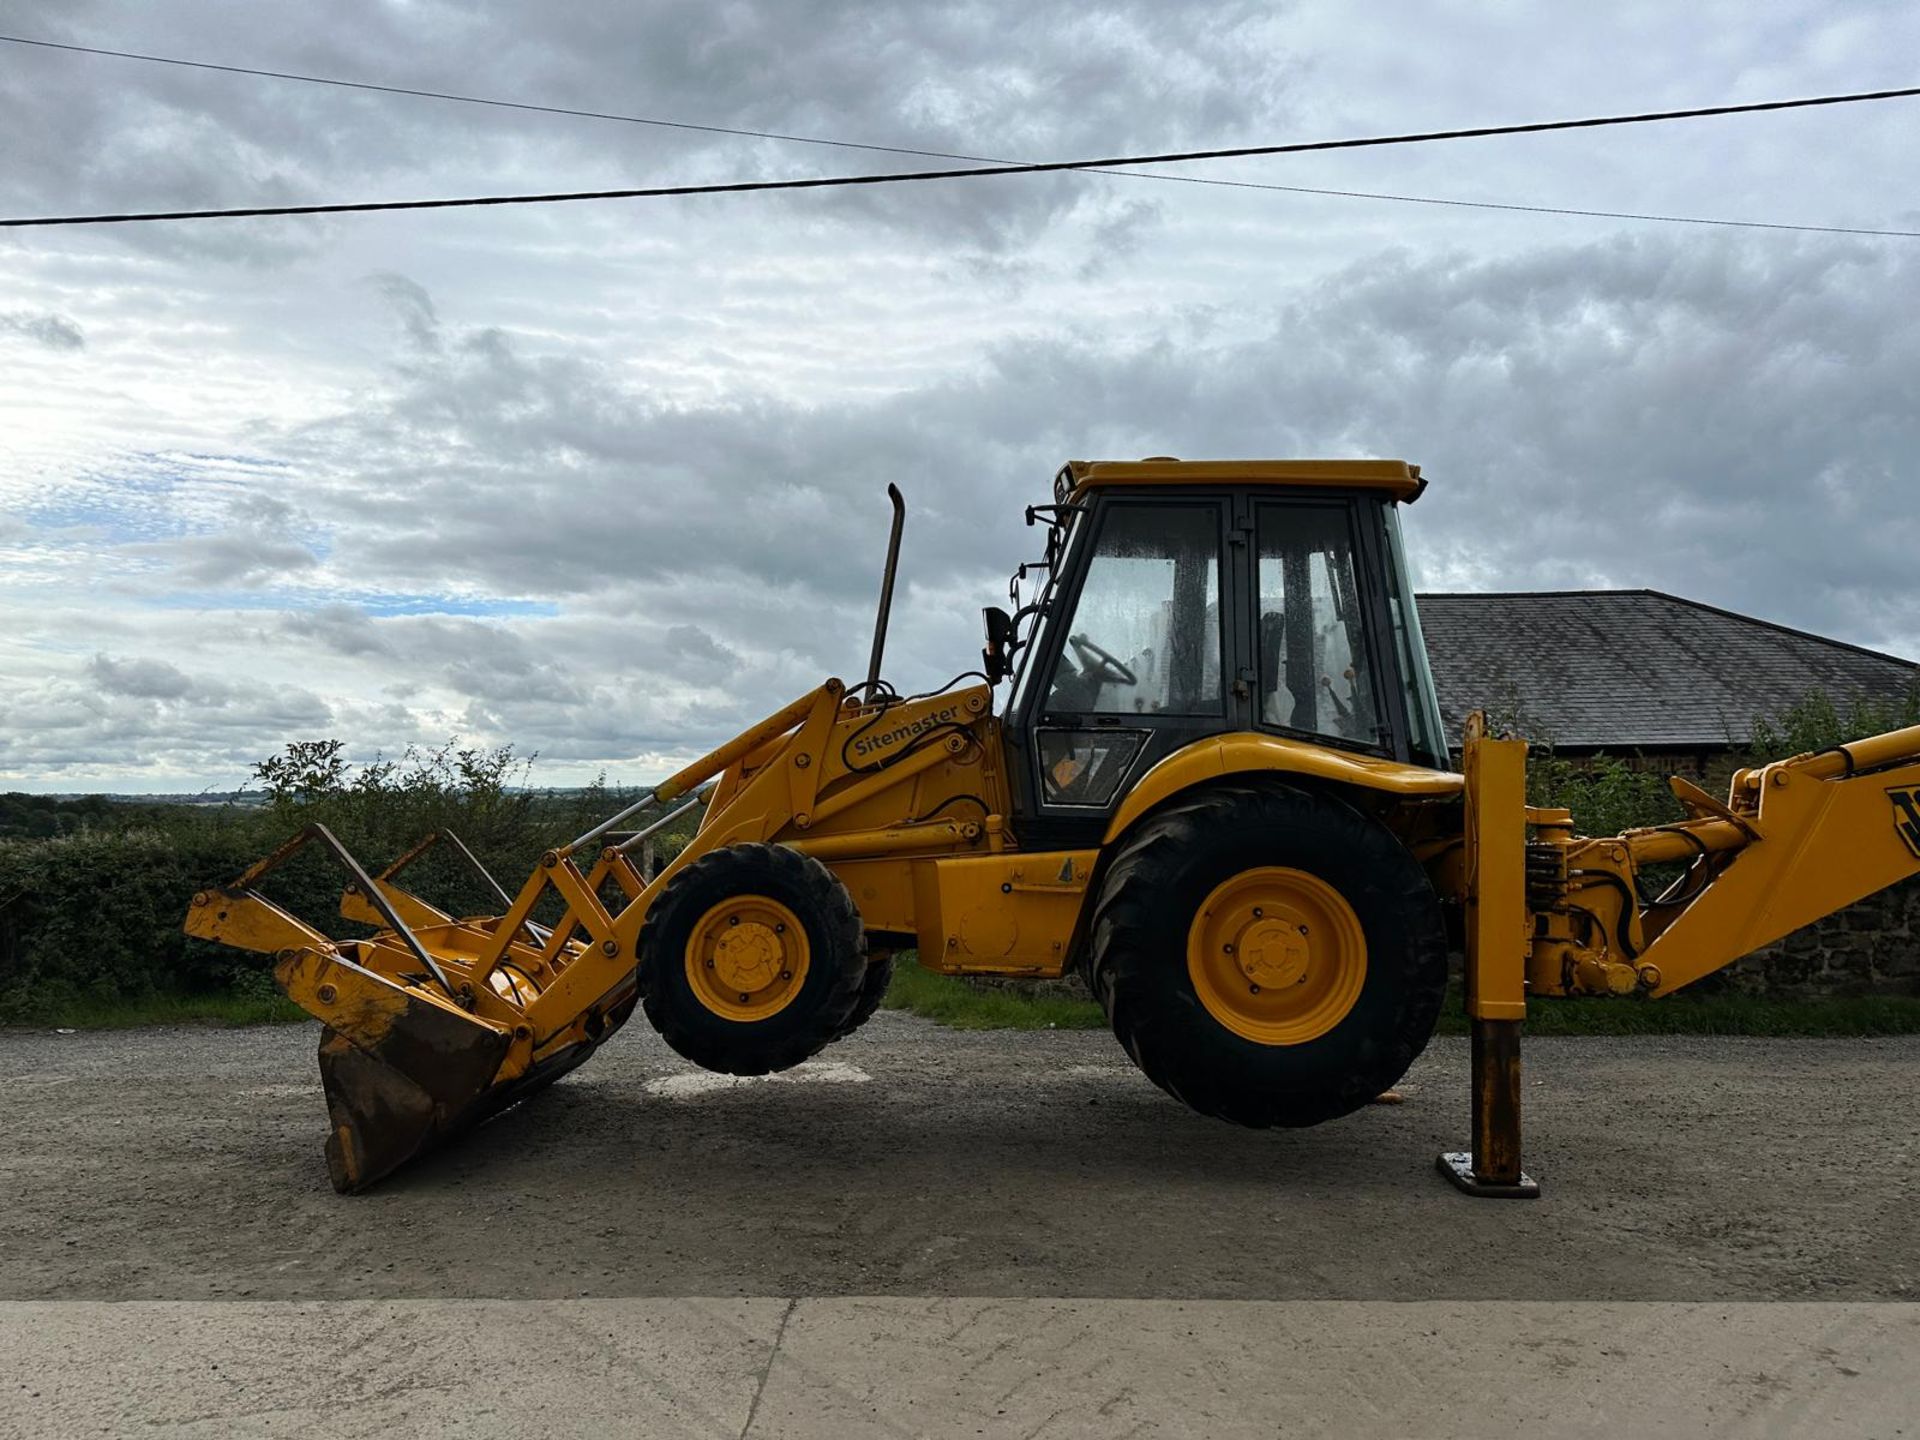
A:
2,1,1917,792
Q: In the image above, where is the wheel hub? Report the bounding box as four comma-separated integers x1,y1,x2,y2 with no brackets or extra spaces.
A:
1236,914,1312,989
712,922,784,993
1186,866,1367,1045
686,896,810,1021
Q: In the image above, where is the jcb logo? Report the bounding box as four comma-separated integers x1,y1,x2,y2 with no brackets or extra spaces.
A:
1893,787,1920,859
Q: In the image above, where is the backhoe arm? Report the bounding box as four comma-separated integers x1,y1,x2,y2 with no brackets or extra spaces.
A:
1525,722,1920,998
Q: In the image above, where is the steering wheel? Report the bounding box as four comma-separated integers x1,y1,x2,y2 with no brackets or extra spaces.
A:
1068,633,1137,687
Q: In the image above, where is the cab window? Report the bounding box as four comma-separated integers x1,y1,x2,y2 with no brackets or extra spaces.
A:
1256,504,1383,747
1043,504,1222,716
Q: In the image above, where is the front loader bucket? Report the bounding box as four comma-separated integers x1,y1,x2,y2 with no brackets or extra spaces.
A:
277,946,634,1193
182,821,646,1193
278,947,512,1192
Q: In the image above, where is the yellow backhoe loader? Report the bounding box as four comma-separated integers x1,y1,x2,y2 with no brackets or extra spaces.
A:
186,460,1920,1198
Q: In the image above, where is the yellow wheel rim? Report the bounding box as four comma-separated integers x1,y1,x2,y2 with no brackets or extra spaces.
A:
685,895,811,1022
1185,866,1367,1046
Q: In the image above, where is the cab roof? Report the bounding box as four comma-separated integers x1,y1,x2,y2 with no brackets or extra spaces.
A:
1060,458,1425,504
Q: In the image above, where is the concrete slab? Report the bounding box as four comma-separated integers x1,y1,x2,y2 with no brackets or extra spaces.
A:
3,1299,1914,1439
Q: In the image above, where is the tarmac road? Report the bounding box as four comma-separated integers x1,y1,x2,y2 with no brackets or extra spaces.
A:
3,1014,1917,1303
2,1015,1917,1436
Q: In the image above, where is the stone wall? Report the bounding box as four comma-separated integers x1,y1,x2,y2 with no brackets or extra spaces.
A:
1714,873,1920,999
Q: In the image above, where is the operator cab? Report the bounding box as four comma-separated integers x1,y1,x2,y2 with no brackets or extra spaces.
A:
986,459,1449,846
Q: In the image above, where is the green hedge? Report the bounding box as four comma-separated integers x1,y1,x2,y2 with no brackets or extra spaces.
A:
0,742,688,1023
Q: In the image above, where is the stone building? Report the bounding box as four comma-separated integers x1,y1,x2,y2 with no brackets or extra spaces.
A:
1418,588,1920,997
1417,588,1920,772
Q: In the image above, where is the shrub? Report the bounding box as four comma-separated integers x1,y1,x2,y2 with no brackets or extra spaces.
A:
0,741,692,1022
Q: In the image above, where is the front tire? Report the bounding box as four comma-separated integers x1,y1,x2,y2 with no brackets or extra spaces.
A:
639,843,866,1075
1088,782,1447,1128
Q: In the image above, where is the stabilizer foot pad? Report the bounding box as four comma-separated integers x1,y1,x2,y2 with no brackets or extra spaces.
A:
1437,1151,1540,1199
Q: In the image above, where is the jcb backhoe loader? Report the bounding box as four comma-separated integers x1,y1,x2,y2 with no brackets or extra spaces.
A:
187,459,1920,1197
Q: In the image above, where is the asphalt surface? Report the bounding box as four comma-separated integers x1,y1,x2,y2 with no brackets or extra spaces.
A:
4,1014,1917,1303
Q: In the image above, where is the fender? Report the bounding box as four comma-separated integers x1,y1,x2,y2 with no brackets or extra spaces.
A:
1102,732,1463,845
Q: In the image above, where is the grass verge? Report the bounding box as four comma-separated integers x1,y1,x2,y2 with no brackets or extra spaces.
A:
884,963,1920,1038
10,991,310,1030
882,964,1106,1030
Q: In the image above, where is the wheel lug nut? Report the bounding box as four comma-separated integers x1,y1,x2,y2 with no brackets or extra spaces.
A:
738,992,750,1003
1223,943,1235,955
1249,983,1261,994
704,958,715,969
1252,907,1263,918
780,970,792,980
1298,924,1309,935
728,916,739,927
775,922,786,933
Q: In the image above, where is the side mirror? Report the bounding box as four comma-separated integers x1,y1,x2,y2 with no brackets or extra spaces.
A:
981,606,1014,683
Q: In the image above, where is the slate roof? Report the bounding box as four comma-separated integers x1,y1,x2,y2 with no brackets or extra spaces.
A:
1414,590,1920,751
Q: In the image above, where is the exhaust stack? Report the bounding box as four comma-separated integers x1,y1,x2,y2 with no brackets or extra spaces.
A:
864,483,906,693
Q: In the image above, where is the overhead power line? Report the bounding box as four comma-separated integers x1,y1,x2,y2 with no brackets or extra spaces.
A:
0,71,1916,230
0,32,971,160
5,32,1919,238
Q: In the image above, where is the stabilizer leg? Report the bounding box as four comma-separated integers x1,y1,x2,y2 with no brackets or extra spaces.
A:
1438,1018,1538,1198
1437,714,1540,1198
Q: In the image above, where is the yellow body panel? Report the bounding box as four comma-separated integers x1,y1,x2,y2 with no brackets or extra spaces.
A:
912,850,1098,976
1103,733,1462,846
1064,458,1425,503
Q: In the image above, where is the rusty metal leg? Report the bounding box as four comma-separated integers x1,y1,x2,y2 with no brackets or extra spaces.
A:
1438,1019,1540,1198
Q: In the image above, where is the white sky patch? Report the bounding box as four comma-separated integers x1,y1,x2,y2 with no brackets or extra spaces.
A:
0,0,1916,790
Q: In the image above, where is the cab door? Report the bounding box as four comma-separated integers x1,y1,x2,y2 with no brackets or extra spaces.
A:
1009,491,1247,846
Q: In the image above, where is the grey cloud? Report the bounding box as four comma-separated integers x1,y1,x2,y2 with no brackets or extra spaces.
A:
7,3,1919,791
0,0,1294,261
123,489,321,588
277,603,396,658
366,272,441,351
138,530,321,587
85,653,195,699
0,310,84,349
5,651,334,781
282,229,1920,669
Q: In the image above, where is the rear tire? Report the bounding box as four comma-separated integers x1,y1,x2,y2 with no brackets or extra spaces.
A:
639,843,865,1075
1088,782,1446,1128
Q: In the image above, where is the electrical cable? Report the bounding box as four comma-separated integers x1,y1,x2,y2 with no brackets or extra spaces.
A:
3,82,1917,229
11,32,1919,238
